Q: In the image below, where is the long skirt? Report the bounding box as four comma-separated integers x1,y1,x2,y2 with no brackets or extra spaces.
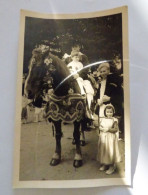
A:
97,131,121,165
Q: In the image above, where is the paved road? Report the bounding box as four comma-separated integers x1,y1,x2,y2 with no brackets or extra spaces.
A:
20,121,125,181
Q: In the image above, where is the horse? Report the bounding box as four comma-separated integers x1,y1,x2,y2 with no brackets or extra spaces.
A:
24,46,86,168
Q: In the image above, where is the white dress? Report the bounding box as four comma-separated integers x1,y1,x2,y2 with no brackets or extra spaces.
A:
67,61,83,72
97,117,121,165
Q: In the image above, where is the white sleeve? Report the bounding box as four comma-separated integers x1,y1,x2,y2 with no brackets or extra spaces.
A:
67,61,72,67
83,80,94,94
78,62,83,70
63,53,70,59
113,117,118,124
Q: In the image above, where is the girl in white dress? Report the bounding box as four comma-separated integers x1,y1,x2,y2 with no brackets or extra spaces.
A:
97,104,121,174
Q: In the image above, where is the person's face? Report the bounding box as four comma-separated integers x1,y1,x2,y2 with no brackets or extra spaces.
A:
72,55,79,62
114,59,122,70
92,70,98,77
106,108,113,118
99,66,109,79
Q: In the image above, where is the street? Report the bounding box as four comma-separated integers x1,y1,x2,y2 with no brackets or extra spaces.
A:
19,119,125,181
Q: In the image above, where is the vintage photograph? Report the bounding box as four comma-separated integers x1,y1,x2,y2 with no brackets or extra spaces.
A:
14,7,130,188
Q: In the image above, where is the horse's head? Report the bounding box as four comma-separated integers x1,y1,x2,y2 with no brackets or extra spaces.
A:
24,47,49,99
24,46,79,100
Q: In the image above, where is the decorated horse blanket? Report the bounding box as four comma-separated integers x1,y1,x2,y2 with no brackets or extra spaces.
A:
45,93,86,123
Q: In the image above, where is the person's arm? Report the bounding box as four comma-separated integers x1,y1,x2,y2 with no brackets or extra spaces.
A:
97,124,108,136
97,99,103,106
108,74,123,106
108,121,118,133
79,62,83,70
81,54,89,66
102,95,111,102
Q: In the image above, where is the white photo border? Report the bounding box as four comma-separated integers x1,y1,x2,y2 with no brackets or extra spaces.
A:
13,6,131,188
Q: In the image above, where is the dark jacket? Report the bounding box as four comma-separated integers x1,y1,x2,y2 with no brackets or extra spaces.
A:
95,73,123,115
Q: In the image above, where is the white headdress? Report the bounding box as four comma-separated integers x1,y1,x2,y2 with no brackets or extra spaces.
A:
104,103,115,115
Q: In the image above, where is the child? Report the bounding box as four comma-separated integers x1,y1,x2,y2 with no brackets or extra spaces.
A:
97,104,121,174
67,52,85,95
67,51,83,73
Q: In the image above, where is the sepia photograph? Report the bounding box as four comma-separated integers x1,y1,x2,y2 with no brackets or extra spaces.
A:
13,6,131,188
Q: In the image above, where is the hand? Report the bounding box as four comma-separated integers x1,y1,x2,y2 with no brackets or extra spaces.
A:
108,128,118,133
97,99,103,106
73,73,79,79
108,122,118,133
102,95,110,103
99,126,109,132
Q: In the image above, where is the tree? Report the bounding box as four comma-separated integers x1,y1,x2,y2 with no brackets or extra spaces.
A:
23,14,122,73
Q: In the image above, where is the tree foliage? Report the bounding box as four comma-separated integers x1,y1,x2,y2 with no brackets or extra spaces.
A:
24,14,122,73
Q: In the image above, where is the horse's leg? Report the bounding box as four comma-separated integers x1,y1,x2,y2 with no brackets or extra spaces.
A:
50,120,62,166
80,119,87,146
73,121,83,168
72,119,86,146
